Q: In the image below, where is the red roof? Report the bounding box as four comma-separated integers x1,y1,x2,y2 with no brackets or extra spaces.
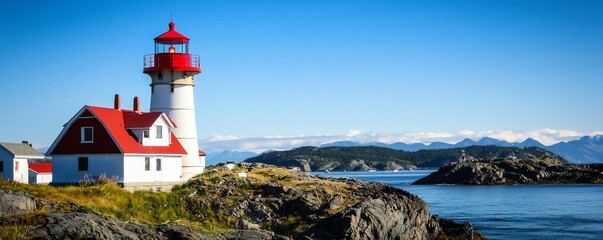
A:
87,106,187,155
123,111,176,128
199,150,206,156
29,163,52,174
154,22,190,43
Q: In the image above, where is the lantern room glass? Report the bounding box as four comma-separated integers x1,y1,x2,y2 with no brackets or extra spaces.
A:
155,43,189,54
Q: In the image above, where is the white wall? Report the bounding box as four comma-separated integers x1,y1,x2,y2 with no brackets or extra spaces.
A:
150,82,203,180
122,155,182,183
52,155,124,184
129,117,172,147
144,118,172,146
12,158,28,183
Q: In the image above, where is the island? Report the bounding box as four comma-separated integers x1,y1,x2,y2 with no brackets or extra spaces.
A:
245,145,564,171
413,157,603,185
0,163,485,239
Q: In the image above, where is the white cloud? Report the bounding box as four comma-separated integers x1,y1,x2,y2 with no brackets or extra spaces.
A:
205,135,241,142
199,128,603,153
347,129,362,137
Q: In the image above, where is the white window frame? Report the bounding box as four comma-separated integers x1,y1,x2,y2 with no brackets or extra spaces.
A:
81,127,94,143
156,126,163,139
156,158,162,171
143,130,150,138
144,157,150,171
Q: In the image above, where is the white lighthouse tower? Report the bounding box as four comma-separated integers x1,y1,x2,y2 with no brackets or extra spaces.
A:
143,21,204,180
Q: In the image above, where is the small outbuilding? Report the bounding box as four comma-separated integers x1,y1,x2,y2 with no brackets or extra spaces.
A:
29,162,53,184
0,141,45,183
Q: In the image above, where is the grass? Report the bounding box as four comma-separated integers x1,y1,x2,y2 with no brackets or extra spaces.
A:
0,180,191,224
0,225,30,240
0,165,363,237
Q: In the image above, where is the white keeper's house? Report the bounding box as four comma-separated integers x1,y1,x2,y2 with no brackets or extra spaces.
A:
46,98,187,191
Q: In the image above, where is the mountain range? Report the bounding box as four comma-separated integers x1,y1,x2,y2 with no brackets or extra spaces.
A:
203,135,603,165
320,135,603,164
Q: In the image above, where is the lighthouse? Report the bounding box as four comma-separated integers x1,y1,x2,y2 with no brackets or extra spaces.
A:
143,21,204,180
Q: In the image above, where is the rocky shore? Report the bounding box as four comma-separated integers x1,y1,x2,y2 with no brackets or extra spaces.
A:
413,158,603,185
267,158,417,172
0,163,486,239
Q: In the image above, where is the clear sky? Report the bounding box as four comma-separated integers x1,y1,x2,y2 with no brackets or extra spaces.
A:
0,0,602,150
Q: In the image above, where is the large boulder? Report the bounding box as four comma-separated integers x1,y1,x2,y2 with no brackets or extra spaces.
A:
297,185,484,240
27,212,141,239
18,212,208,240
0,190,37,218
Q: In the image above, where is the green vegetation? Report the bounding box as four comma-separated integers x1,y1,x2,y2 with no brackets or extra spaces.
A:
0,165,359,238
246,145,564,168
0,224,30,240
0,180,192,225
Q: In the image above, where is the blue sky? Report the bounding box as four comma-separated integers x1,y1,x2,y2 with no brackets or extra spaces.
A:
0,0,602,150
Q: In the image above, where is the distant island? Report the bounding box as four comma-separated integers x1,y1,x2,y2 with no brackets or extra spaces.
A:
413,158,603,185
244,145,563,171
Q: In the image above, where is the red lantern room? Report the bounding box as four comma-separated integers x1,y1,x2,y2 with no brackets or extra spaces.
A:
143,22,201,73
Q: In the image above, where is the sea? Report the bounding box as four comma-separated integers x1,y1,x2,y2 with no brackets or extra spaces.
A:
312,170,603,240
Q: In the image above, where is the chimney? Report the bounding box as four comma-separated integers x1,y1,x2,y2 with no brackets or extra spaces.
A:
114,94,121,109
133,97,140,112
21,140,31,147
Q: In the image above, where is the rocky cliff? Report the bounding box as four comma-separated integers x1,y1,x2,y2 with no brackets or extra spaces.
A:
413,158,603,185
0,164,486,239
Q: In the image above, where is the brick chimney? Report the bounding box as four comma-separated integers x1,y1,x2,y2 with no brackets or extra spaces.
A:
114,94,121,109
133,97,140,112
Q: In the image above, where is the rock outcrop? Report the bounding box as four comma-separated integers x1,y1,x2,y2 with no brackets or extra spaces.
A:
0,190,37,218
1,164,486,239
182,164,485,239
414,158,603,185
297,185,484,240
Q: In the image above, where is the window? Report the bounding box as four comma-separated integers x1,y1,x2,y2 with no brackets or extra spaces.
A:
15,161,19,171
81,127,93,143
143,130,150,138
156,126,163,139
0,161,3,172
156,158,162,171
145,157,150,171
78,157,88,171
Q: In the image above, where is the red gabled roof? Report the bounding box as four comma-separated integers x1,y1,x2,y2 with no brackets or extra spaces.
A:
123,111,176,128
87,106,187,155
199,150,206,156
154,22,190,43
29,163,52,174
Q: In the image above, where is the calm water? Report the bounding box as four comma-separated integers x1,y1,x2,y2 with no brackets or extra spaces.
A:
313,170,603,240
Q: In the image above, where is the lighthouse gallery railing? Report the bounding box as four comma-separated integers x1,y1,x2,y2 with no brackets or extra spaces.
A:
143,54,200,69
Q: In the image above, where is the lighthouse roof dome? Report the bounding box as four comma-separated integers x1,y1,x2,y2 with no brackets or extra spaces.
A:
154,21,190,44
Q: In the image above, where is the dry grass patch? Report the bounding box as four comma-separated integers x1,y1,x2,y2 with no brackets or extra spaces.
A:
0,180,191,225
